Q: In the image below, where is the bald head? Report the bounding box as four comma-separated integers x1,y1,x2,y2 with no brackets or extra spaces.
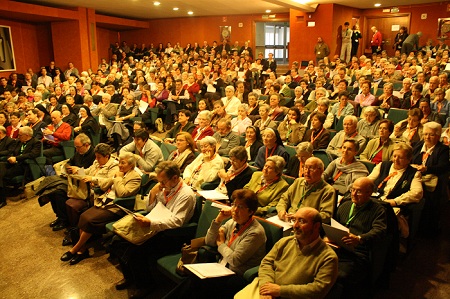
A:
51,110,62,125
351,177,374,206
292,207,322,246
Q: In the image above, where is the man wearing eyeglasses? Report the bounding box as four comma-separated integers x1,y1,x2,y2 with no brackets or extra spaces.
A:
0,126,41,208
332,177,387,298
235,207,338,299
277,157,335,224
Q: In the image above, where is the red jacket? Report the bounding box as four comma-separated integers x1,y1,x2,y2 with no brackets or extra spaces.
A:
43,122,71,147
371,31,382,47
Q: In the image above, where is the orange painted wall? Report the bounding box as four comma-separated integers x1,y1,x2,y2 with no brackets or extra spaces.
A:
51,20,83,71
289,4,334,65
120,13,289,49
363,2,450,46
97,27,118,65
0,20,52,78
332,5,363,57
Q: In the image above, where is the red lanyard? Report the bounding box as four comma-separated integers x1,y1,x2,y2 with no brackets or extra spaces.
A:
311,127,324,144
408,128,417,141
333,159,353,181
348,131,358,138
164,182,183,205
227,217,254,247
257,176,279,193
225,165,248,184
377,171,398,189
265,146,277,160
298,161,304,178
370,139,385,161
422,152,430,164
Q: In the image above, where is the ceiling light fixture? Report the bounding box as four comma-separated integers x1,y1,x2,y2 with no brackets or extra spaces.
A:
173,7,179,11
266,10,271,13
154,1,160,6
188,11,193,15
374,3,381,7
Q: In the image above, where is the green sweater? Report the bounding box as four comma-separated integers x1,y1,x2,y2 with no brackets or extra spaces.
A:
276,178,335,223
244,172,289,216
259,236,338,299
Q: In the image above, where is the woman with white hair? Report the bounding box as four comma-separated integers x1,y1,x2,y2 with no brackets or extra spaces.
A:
183,136,224,190
231,104,252,135
357,106,381,140
221,85,241,116
285,141,314,178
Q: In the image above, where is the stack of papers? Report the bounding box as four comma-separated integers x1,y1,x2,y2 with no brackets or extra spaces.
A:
322,219,354,251
184,263,235,279
266,215,293,232
197,190,229,201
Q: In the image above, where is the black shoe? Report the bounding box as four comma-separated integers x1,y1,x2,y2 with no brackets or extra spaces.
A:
62,236,72,246
115,278,132,290
52,222,68,231
130,288,151,299
49,219,60,227
0,201,6,209
69,251,89,265
61,251,75,261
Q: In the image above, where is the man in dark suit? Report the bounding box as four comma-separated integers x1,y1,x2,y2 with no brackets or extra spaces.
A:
0,126,41,208
0,125,17,160
26,108,47,140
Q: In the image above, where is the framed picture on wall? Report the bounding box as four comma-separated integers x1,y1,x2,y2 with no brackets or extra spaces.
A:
220,26,231,42
0,25,16,72
438,18,450,40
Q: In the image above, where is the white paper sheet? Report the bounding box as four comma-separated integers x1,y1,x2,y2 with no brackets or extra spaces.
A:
197,190,229,201
266,215,293,232
184,263,235,279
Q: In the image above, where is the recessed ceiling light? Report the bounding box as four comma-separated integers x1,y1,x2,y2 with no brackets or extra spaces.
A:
266,10,271,13
173,7,179,11
154,1,160,6
188,11,193,15
374,3,381,7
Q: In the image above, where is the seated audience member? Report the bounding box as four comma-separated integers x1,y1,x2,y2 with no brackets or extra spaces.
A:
164,109,195,142
221,85,241,116
243,126,263,162
164,79,189,129
360,119,396,164
210,99,232,129
91,93,118,131
216,146,253,198
354,80,375,107
35,103,52,125
333,177,387,299
411,122,449,232
120,129,163,172
231,103,252,135
40,134,96,231
277,157,335,223
0,127,40,208
42,111,72,164
0,112,10,128
191,110,214,145
192,99,208,125
373,83,401,112
183,136,224,190
357,106,381,140
277,107,306,145
60,152,141,265
235,207,338,299
108,94,139,149
213,119,241,156
186,189,267,298
244,155,289,216
254,104,277,131
419,98,444,126
63,143,118,244
285,141,314,178
401,83,423,110
254,128,289,170
246,92,260,117
327,115,366,158
26,108,47,139
367,143,423,237
305,97,334,130
391,108,423,147
267,93,285,122
323,139,369,195
6,112,21,139
114,161,196,297
330,91,354,120
305,87,327,112
61,104,78,127
302,112,330,150
166,132,196,174
431,88,449,120
0,125,16,160
73,106,99,140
